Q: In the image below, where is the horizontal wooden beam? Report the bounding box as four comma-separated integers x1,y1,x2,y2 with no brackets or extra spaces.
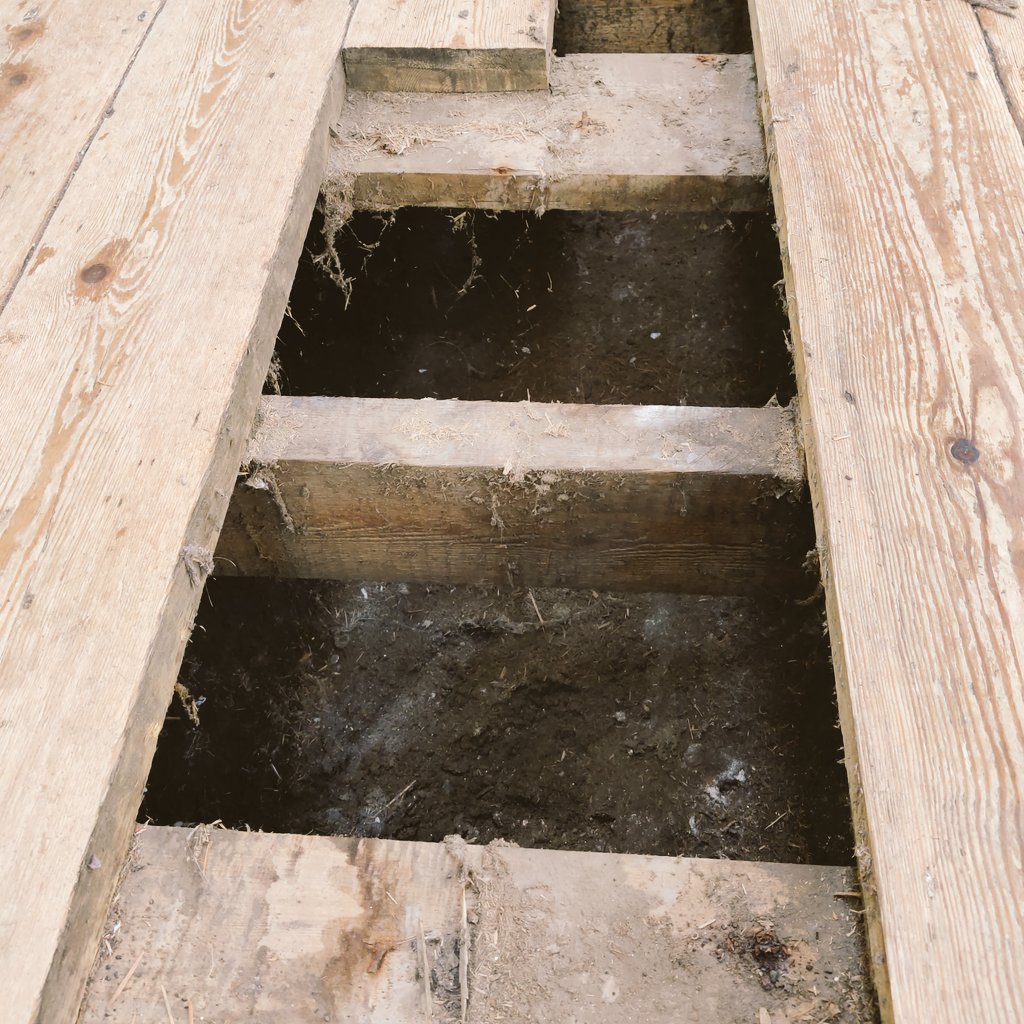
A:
215,396,810,595
328,54,766,214
343,0,557,93
82,826,871,1023
555,0,752,55
0,2,155,311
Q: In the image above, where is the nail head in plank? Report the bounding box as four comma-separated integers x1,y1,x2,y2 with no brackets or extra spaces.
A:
749,0,1024,1020
0,2,347,1020
343,0,557,92
215,396,810,595
0,0,155,309
82,826,873,1023
329,53,767,213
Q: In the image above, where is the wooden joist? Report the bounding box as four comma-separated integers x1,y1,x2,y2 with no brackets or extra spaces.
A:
82,826,872,1023
215,396,809,595
555,0,752,55
344,0,557,92
0,0,154,307
750,0,1024,1020
329,53,766,213
0,2,348,1020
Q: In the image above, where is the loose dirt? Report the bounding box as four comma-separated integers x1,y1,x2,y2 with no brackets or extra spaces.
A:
272,208,794,408
144,579,852,865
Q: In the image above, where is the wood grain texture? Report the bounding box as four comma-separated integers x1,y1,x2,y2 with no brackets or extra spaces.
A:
329,54,766,214
555,0,752,54
0,0,157,309
749,0,1024,1020
215,396,811,594
344,0,556,92
0,3,347,1021
976,6,1024,139
82,825,873,1023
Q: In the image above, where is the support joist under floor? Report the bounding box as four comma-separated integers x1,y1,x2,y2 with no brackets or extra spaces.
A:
327,53,766,214
82,826,873,1023
215,396,810,594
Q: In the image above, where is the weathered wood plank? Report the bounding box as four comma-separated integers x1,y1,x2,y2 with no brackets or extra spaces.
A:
0,3,347,1021
215,396,810,595
749,0,1024,1020
329,53,766,214
0,0,156,309
555,0,752,55
976,6,1024,138
82,826,873,1023
344,0,556,92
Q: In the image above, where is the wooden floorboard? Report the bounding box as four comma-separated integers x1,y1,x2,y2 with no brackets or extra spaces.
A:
976,5,1024,139
215,396,810,594
0,3,347,1020
344,0,556,92
749,0,1024,1020
0,0,156,308
81,826,873,1023
328,53,766,213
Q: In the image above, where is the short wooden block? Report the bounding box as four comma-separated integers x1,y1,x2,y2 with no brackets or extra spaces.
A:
344,0,557,92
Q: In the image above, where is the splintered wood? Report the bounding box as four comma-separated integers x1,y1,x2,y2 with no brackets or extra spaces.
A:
344,0,556,92
82,827,873,1023
749,0,1024,1020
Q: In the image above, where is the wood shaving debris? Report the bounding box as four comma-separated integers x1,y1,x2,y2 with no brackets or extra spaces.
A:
181,544,214,587
108,951,144,1006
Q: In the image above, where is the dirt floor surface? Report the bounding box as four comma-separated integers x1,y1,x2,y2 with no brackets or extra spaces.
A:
145,203,851,866
145,579,852,866
272,208,794,408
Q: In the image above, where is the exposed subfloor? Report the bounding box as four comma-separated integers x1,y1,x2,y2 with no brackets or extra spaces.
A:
143,198,849,868
144,579,853,865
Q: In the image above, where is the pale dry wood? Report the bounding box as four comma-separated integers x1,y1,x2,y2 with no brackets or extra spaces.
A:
555,0,751,54
749,0,1024,1021
329,54,766,214
976,5,1024,137
344,0,556,92
0,2,347,1021
215,395,810,594
82,826,872,1023
0,0,157,308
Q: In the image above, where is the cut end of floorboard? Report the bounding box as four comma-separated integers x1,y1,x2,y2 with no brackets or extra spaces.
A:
343,0,557,92
215,396,812,595
328,53,767,213
81,827,874,1023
